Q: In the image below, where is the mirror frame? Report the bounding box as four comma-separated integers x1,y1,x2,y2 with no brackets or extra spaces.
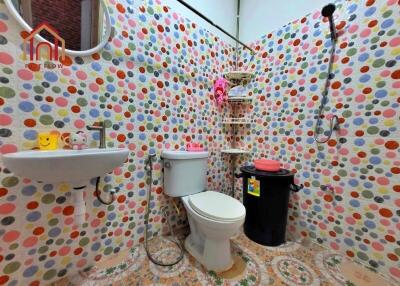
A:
4,0,112,57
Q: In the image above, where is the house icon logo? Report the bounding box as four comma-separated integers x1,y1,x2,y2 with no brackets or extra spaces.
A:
23,22,65,62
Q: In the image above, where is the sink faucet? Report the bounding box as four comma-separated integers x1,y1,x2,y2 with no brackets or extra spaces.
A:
87,121,106,149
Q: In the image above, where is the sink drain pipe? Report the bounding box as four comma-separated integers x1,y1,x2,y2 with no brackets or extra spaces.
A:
72,186,86,225
72,178,116,224
144,153,184,266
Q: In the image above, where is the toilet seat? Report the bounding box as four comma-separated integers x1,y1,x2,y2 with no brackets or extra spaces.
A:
188,191,245,222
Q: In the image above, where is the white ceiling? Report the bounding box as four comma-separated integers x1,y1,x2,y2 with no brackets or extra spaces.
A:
239,0,333,43
168,0,333,44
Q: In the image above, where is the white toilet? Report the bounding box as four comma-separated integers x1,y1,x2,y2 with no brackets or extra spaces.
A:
161,150,246,272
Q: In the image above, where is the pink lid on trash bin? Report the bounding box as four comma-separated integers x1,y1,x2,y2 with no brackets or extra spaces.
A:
254,159,281,172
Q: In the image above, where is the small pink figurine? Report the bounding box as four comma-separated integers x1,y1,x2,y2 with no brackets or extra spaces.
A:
70,131,88,150
214,77,228,107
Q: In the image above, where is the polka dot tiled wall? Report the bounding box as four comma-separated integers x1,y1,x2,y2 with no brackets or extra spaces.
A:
0,0,234,284
0,0,399,285
235,0,399,282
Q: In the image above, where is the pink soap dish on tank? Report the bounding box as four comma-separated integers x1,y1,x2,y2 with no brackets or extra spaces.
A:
254,159,280,172
186,143,204,152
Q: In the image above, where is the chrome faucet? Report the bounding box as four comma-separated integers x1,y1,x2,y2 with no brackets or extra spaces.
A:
87,121,106,149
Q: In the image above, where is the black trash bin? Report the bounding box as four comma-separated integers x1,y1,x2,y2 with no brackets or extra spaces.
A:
237,165,303,246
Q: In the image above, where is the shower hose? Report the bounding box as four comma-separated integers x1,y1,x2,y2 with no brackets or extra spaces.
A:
314,39,340,143
144,153,184,266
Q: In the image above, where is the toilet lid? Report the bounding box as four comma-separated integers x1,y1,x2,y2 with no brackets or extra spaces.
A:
188,191,245,222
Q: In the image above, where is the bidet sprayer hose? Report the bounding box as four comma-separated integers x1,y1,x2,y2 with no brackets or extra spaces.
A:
144,153,184,267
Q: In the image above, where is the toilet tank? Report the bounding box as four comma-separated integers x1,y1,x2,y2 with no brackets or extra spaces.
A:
161,150,208,197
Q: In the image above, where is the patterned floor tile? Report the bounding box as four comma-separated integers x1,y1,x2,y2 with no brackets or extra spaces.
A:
52,232,396,286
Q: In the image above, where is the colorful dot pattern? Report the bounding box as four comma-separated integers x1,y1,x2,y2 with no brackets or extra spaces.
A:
0,0,398,285
0,0,233,284
236,0,400,282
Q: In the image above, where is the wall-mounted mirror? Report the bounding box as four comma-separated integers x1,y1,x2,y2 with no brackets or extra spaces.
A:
5,0,112,57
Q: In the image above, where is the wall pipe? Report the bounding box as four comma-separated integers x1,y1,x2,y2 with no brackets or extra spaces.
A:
175,0,255,54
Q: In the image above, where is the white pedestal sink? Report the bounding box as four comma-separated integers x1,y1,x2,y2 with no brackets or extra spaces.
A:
2,148,129,224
